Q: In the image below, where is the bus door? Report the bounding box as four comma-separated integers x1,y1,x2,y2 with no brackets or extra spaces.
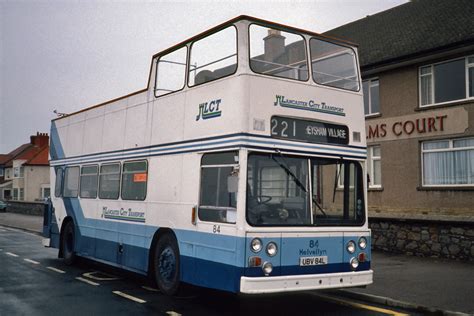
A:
193,151,240,291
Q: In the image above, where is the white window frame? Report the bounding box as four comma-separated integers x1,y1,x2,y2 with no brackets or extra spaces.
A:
419,55,474,107
13,166,24,178
421,137,474,187
363,78,380,117
368,145,381,188
0,168,4,177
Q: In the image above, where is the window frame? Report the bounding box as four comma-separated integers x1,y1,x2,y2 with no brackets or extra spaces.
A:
368,145,382,189
79,164,99,199
248,22,310,83
63,166,80,198
98,162,122,200
363,78,380,117
198,151,239,224
309,37,361,92
187,25,239,88
418,55,474,108
54,167,64,198
120,160,148,201
154,45,188,99
421,137,474,188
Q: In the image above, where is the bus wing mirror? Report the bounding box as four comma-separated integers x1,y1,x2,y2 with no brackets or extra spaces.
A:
227,175,238,193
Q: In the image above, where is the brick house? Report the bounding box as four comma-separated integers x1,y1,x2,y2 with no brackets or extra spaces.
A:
1,133,50,201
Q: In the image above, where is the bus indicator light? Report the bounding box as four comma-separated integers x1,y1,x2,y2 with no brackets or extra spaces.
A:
248,256,262,267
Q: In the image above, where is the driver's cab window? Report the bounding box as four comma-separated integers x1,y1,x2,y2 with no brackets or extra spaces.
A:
198,151,239,223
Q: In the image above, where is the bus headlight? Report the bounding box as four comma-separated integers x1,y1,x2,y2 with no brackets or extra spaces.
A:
266,242,278,257
262,262,273,275
346,240,356,254
358,237,367,250
350,257,359,269
251,238,262,253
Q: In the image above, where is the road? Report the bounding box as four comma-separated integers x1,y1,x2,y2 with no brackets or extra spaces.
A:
0,226,415,316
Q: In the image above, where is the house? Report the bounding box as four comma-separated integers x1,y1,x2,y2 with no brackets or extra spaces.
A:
324,0,474,260
1,133,50,201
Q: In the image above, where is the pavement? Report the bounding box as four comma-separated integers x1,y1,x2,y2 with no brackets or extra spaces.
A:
1,211,473,315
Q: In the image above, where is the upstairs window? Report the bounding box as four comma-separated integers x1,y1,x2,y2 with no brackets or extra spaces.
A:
249,24,308,81
188,26,237,86
363,79,380,116
99,163,121,199
121,161,147,201
155,46,187,97
63,166,79,198
420,55,474,106
310,38,360,91
80,165,98,198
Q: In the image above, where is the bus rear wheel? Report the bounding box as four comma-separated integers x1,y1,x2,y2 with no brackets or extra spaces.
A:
153,233,180,295
61,220,76,265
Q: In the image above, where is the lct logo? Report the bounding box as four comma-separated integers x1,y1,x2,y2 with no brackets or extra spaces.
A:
196,99,222,121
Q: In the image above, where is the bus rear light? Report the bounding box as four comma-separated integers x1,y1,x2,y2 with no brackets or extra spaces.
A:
262,262,273,275
248,256,262,267
358,237,367,249
358,252,366,262
266,242,278,257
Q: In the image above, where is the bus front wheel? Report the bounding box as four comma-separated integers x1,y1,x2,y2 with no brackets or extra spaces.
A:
153,233,180,295
61,220,76,265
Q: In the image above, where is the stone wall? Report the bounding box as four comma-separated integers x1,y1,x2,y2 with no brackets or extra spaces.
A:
370,217,474,261
5,201,46,216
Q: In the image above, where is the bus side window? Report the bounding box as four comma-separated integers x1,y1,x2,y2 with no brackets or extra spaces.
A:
154,46,187,98
80,165,99,199
199,152,238,224
121,161,147,201
188,26,237,86
63,166,80,198
54,168,64,197
99,163,121,200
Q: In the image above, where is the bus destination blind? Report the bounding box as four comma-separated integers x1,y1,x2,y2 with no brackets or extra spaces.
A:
270,116,349,145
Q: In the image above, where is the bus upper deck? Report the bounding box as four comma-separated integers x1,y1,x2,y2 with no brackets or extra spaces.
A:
50,16,366,165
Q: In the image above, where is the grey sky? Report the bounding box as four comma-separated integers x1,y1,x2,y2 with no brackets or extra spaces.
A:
0,0,407,153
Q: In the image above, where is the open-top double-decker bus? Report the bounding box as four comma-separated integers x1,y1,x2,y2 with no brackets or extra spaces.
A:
43,16,372,295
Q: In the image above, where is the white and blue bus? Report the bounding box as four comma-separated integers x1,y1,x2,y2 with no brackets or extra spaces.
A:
43,16,372,295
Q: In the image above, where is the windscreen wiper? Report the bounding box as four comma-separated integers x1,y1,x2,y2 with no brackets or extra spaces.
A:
271,153,307,193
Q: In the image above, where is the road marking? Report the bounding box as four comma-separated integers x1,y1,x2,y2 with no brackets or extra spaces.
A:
113,291,146,304
24,258,40,265
5,252,19,257
141,286,159,292
312,293,409,316
76,277,100,286
83,271,119,281
166,312,182,316
47,266,66,274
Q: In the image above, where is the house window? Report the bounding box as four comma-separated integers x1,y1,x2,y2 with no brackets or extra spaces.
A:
422,137,474,186
13,166,24,178
19,188,24,201
368,146,381,188
42,187,51,199
13,188,18,201
5,168,11,179
363,79,380,115
419,55,474,106
0,168,4,176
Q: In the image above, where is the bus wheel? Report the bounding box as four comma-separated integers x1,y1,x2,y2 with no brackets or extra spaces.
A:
153,234,180,295
61,220,76,265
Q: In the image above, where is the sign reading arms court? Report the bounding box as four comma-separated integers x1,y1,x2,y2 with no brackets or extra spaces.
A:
271,116,349,145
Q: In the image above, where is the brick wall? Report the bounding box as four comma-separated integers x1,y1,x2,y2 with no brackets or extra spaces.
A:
5,201,46,216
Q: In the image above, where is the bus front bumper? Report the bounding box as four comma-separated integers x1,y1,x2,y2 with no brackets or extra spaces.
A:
240,270,373,294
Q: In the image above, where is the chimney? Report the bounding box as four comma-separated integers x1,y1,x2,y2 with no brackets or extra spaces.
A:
263,29,286,62
30,132,49,147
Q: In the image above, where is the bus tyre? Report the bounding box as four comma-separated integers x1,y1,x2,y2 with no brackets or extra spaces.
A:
153,234,180,295
61,220,76,265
